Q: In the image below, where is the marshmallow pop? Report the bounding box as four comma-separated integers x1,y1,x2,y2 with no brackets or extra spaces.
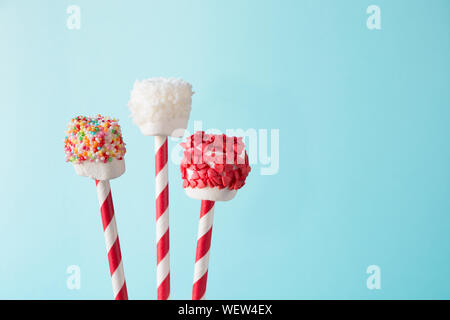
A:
64,115,128,300
128,78,193,300
180,131,251,300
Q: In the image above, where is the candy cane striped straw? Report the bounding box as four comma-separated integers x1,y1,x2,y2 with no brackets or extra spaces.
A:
96,180,128,300
155,136,170,300
193,200,215,300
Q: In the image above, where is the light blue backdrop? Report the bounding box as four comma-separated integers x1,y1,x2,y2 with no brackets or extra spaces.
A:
1,0,449,300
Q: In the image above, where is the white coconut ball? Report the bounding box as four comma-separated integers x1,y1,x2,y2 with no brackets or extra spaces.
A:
128,78,193,137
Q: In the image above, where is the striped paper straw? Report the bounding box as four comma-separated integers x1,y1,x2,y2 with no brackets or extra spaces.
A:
155,136,170,300
192,200,215,300
95,180,128,300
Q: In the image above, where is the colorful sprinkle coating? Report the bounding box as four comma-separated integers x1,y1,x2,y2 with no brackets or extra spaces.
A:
180,131,251,191
64,115,126,164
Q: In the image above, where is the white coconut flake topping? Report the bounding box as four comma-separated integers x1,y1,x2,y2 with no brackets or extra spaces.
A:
128,77,193,125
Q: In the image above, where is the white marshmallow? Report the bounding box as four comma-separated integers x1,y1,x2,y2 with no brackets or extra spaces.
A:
184,187,237,202
128,78,193,137
136,118,189,137
73,159,125,181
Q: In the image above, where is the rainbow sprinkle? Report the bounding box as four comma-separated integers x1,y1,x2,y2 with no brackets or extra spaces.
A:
64,115,126,164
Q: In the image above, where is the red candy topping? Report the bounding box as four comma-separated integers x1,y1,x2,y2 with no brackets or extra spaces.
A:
180,131,251,191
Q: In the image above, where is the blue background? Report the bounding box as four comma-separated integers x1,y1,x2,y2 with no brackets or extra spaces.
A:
1,0,449,299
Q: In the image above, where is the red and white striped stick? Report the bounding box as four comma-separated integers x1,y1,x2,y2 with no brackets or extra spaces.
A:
192,200,215,300
155,136,170,300
95,180,128,300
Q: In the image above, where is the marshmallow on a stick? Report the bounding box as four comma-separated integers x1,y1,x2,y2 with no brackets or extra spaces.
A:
64,115,128,300
180,131,251,300
128,77,194,300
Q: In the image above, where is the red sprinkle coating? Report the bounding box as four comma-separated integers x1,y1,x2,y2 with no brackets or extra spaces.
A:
180,131,251,191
